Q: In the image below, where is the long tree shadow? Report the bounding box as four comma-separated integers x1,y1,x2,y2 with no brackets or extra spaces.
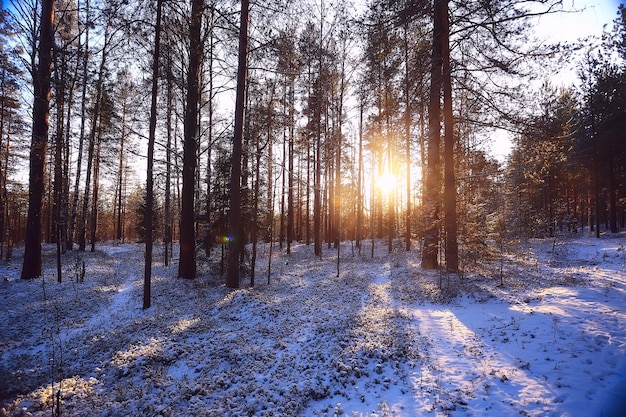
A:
0,244,138,407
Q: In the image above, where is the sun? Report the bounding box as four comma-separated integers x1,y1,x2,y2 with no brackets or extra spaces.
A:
377,171,396,195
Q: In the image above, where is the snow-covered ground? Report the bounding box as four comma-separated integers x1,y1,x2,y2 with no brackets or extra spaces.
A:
1,235,625,416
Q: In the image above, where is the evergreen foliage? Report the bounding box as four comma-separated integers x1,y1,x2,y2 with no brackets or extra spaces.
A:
3,0,624,284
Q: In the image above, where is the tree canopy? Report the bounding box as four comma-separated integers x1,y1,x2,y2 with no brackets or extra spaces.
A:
3,0,624,283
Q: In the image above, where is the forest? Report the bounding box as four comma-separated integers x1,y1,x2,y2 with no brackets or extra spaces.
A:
0,0,625,415
0,0,624,287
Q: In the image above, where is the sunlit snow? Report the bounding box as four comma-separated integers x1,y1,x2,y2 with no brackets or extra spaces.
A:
1,234,625,416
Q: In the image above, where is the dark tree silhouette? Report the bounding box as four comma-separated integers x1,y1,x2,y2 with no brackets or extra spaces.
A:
178,0,203,280
421,0,443,270
227,0,249,289
21,0,54,279
144,0,163,309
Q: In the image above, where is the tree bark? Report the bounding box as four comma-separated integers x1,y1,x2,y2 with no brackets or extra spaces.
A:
204,7,215,258
609,155,617,233
53,53,64,282
403,23,411,252
164,37,173,266
178,0,203,279
22,0,54,279
251,132,261,286
421,0,443,270
1,117,10,261
79,20,109,252
287,81,295,253
144,0,162,309
591,96,600,238
0,100,6,260
116,91,128,243
442,0,458,272
356,97,363,251
313,79,322,257
89,135,101,252
226,0,249,288
68,0,89,250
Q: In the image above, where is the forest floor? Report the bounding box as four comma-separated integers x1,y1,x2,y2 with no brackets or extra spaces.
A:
1,234,625,417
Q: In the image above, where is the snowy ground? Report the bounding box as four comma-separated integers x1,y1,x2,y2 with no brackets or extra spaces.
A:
1,234,625,416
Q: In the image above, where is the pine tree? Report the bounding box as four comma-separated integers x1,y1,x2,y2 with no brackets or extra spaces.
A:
178,0,203,280
0,10,24,261
21,0,55,279
227,0,249,288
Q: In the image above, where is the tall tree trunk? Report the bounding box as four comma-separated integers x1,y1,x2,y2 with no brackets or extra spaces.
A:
78,129,94,252
63,42,78,250
1,117,10,261
241,96,251,265
69,0,89,250
386,89,394,254
324,162,330,247
404,23,411,252
79,20,109,252
52,48,65,250
387,140,394,254
376,147,383,239
204,7,214,258
305,71,311,246
325,75,332,249
287,82,295,253
334,100,343,275
45,164,52,243
356,97,363,251
334,126,341,251
313,79,322,257
335,50,346,251
592,98,600,238
22,0,54,279
116,96,127,242
164,37,174,266
0,100,6,260
0,73,5,259
419,103,426,237
178,0,203,279
0,71,7,260
547,174,554,237
609,156,617,233
226,0,249,288
442,0,458,272
370,152,376,258
90,137,101,252
279,103,286,250
296,149,303,241
421,0,443,270
266,104,273,244
144,0,162,309
251,135,261,286
314,3,325,257
53,69,64,281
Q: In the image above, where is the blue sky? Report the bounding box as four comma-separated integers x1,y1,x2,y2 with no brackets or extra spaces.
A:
536,0,622,42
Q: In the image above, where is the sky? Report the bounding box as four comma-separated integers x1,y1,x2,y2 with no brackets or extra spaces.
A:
540,0,622,41
491,0,623,160
537,0,622,74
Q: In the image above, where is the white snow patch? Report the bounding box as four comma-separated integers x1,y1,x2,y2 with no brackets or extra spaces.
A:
1,236,625,417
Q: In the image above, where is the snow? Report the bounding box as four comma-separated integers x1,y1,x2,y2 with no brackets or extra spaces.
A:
1,235,625,416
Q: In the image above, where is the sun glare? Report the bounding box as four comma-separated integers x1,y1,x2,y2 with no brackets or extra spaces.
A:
377,172,396,195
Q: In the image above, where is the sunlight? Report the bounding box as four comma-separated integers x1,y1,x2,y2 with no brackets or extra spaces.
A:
377,171,396,195
31,376,99,412
170,317,201,334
